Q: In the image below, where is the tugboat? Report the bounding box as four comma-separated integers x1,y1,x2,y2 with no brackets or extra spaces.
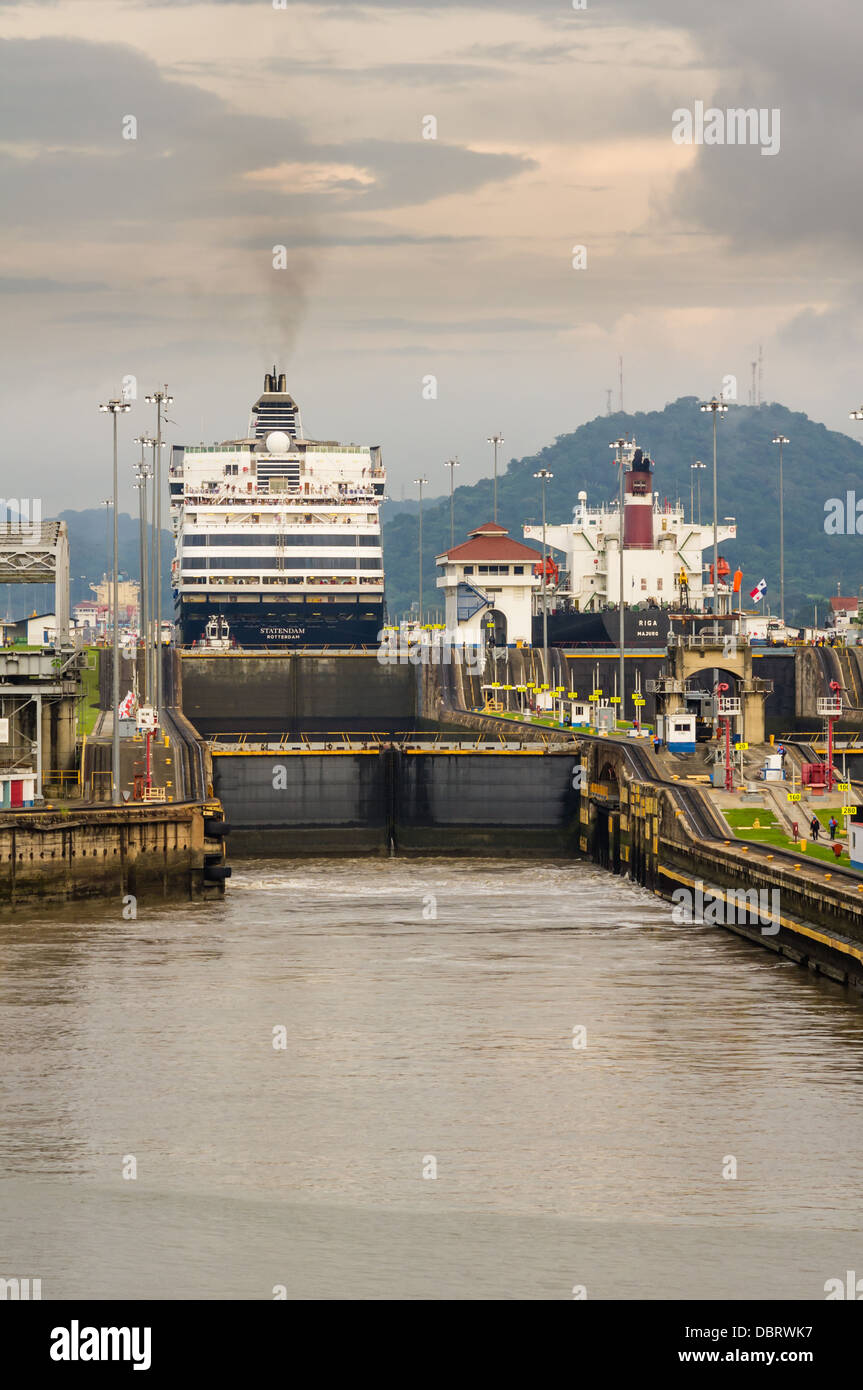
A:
198,615,233,651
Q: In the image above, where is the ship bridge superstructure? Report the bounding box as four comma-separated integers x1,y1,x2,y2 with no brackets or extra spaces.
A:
523,439,736,615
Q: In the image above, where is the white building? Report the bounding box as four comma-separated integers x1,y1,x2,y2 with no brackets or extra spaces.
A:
436,522,542,645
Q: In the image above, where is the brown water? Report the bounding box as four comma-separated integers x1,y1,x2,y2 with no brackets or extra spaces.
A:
1,858,863,1300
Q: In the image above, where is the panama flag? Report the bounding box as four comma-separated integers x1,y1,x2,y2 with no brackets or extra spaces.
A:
749,578,767,603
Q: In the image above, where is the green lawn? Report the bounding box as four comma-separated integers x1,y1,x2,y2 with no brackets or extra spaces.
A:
77,651,101,737
487,709,653,736
722,807,857,868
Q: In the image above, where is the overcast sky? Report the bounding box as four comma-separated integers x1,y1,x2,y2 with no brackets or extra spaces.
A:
1,0,861,512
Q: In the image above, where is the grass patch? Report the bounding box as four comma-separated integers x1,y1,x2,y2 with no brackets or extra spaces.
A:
722,807,858,868
77,650,101,738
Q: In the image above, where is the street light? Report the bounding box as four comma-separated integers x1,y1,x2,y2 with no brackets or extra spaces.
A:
99,398,131,804
533,469,553,684
487,432,504,523
413,476,428,626
444,457,459,548
771,434,789,626
144,387,173,714
690,460,707,526
133,438,153,697
609,438,628,722
699,398,728,631
99,498,112,637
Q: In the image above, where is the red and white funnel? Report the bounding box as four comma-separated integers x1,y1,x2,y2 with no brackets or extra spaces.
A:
623,447,654,550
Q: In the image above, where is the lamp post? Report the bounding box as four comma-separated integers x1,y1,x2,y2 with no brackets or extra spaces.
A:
413,476,428,626
771,435,789,626
144,386,173,715
99,498,112,641
533,469,553,684
487,432,504,523
609,438,628,724
700,398,728,632
444,457,459,547
99,398,131,804
691,459,707,527
133,437,153,700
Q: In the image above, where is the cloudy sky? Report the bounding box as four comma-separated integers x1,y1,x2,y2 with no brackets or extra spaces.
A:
1,0,861,512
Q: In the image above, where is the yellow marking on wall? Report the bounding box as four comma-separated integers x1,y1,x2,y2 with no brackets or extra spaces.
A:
660,866,863,966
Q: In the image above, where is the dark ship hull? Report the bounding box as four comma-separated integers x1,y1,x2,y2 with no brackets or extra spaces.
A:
532,608,670,647
177,596,384,647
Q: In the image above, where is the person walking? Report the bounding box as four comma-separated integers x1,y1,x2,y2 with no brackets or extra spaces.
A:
809,814,820,841
828,815,838,841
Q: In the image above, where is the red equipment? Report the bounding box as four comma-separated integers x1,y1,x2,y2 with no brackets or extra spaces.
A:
708,558,731,586
533,556,559,585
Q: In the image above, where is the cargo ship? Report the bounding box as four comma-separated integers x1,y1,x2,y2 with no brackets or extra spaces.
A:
170,371,386,646
524,441,738,647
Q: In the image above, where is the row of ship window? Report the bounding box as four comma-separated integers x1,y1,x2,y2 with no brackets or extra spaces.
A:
181,532,381,547
180,556,383,570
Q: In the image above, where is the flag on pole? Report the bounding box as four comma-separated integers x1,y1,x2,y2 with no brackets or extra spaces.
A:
118,690,136,719
749,578,767,603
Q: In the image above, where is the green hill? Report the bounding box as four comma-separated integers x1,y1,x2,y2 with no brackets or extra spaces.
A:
383,397,863,629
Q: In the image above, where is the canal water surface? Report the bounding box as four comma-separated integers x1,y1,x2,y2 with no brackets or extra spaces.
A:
2,858,862,1299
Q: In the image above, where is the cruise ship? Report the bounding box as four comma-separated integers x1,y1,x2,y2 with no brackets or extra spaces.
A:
170,371,386,646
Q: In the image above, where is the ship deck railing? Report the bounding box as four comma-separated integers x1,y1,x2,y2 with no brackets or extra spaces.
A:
175,491,383,507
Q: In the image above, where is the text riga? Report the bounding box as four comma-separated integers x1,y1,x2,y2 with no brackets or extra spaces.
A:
50,1321,152,1371
672,102,780,157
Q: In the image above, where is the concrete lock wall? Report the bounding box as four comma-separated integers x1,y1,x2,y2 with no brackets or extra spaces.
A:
0,804,218,907
214,748,581,856
181,654,418,736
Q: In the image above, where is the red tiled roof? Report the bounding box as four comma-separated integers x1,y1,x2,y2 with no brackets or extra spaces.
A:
830,597,858,611
438,537,543,562
438,521,543,563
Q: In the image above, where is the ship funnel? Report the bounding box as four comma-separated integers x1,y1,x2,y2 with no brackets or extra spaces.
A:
623,447,655,550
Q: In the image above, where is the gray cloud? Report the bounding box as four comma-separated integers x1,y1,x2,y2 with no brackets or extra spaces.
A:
0,276,107,293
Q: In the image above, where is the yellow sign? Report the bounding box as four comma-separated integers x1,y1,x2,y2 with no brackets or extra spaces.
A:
610,696,620,704
842,806,855,816
567,691,578,699
633,696,646,706
839,782,851,793
737,742,749,751
787,792,802,802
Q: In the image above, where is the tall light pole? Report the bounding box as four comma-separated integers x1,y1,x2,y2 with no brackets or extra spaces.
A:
610,438,628,723
771,434,789,626
700,398,728,632
533,469,553,683
444,457,459,547
100,498,112,640
146,438,164,705
691,459,707,526
133,437,153,700
413,476,428,625
487,432,504,523
99,398,131,804
145,386,173,715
